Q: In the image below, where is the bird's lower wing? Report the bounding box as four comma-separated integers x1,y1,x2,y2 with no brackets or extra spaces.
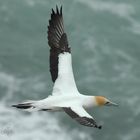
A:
63,107,102,129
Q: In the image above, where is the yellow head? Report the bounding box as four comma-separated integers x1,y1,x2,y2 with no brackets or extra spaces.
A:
95,96,118,107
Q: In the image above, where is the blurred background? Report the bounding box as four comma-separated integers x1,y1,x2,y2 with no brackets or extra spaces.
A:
0,0,140,140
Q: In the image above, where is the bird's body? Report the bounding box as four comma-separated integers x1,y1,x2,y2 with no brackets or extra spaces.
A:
33,94,96,111
12,6,118,129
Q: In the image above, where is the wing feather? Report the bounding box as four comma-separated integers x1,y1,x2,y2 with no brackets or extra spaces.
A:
48,6,78,96
63,107,102,129
48,6,70,82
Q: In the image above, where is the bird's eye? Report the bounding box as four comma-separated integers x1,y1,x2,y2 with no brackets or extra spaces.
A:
106,101,110,104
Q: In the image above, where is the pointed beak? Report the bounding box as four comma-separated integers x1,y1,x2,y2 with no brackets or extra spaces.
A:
110,102,118,107
106,101,119,107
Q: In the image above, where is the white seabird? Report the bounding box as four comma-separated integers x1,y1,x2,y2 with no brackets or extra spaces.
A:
12,6,118,129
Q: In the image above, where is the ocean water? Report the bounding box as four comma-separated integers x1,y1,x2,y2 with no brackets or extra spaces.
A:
0,0,140,140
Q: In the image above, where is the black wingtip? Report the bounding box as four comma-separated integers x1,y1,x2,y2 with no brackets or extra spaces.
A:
56,5,59,14
60,6,62,15
98,125,102,129
95,124,102,129
52,8,55,15
52,5,62,15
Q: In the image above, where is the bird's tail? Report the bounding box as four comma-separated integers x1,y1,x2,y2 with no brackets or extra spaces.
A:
12,100,39,111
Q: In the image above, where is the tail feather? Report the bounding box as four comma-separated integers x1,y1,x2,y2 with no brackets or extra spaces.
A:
12,101,37,111
12,103,34,109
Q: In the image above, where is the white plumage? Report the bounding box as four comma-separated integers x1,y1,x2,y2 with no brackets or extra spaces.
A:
53,52,79,96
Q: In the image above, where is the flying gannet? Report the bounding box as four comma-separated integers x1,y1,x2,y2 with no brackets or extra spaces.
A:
12,6,118,129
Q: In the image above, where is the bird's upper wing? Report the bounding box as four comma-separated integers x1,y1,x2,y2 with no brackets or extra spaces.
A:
63,107,102,129
47,6,79,96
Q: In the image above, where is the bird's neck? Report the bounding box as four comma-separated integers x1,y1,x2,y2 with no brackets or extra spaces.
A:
82,95,97,109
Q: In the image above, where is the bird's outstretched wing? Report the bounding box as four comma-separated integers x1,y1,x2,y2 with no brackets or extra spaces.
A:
63,107,102,129
47,6,79,95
